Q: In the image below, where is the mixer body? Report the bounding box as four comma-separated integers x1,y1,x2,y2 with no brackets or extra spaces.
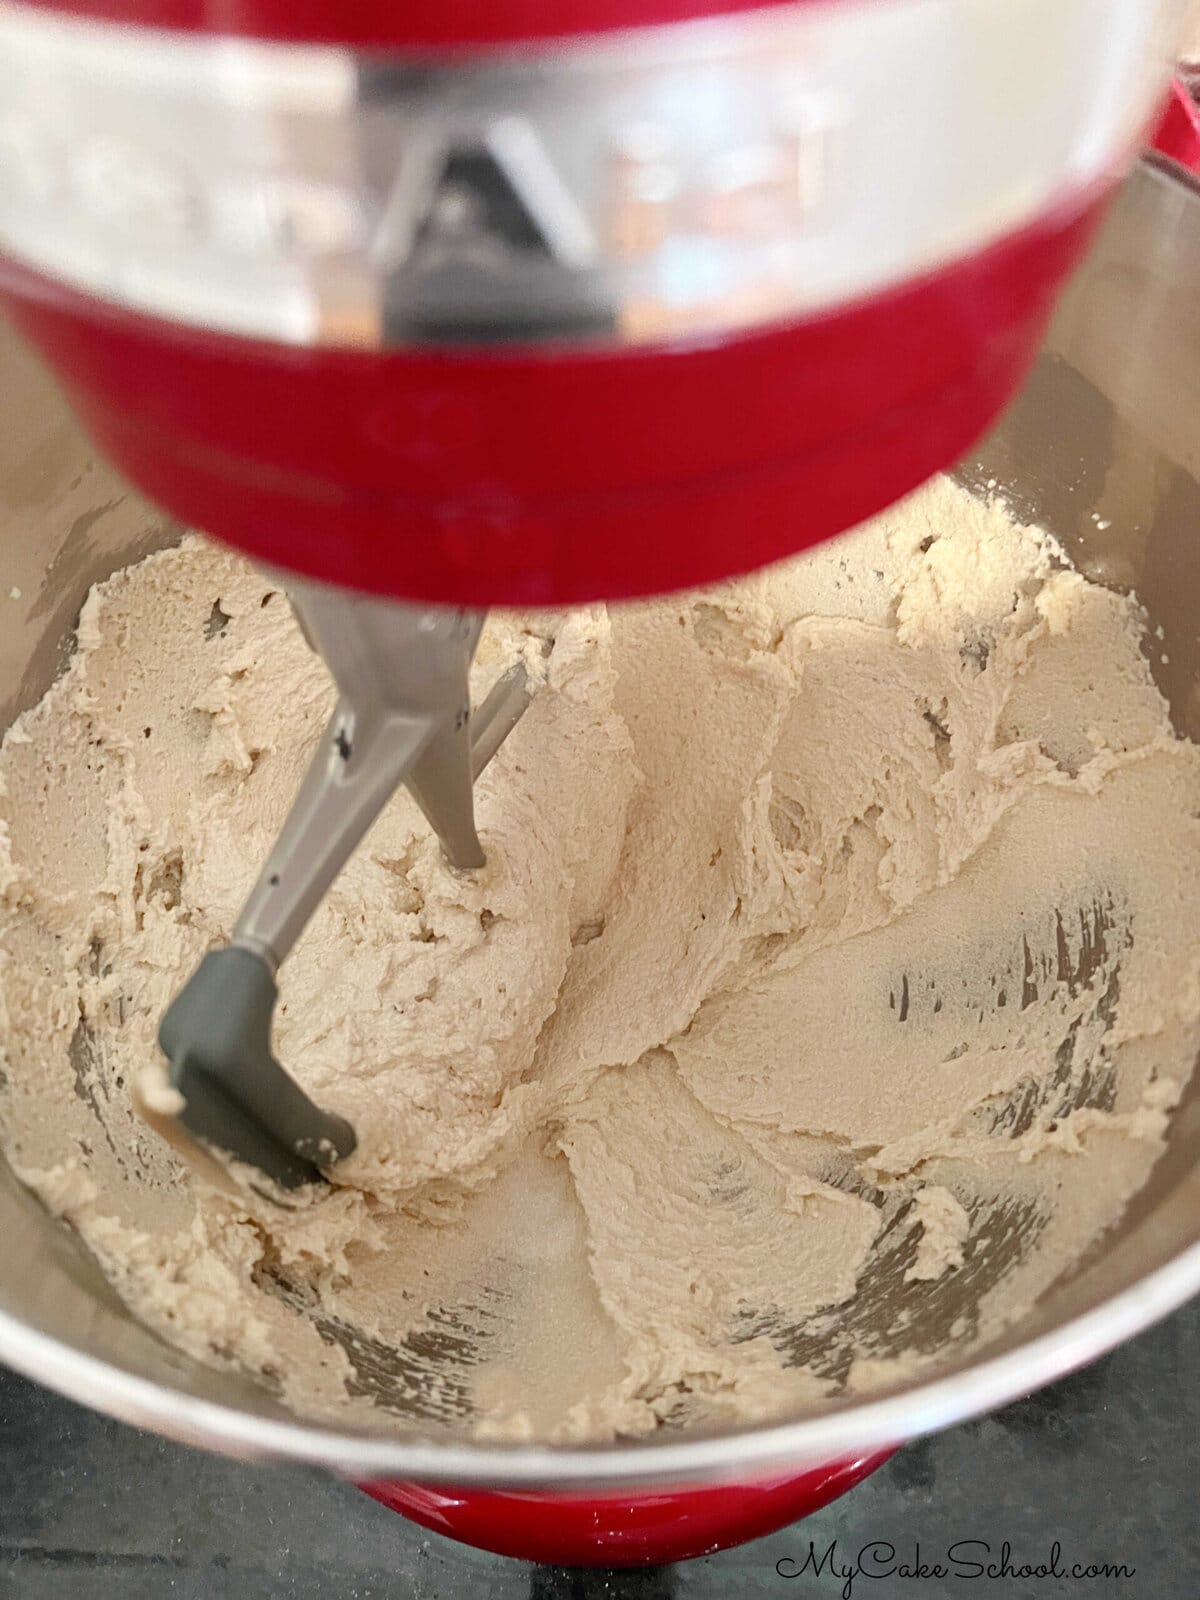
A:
0,0,1185,604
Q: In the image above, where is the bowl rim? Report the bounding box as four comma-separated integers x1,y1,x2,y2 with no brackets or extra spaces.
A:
1,1234,1196,1486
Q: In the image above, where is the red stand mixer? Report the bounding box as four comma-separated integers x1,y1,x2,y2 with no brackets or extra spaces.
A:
0,0,1187,1565
0,0,1181,607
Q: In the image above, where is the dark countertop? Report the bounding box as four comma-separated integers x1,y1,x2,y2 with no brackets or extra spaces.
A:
1,1298,1195,1600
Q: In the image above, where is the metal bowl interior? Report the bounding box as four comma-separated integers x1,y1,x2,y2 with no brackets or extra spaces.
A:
0,155,1197,1489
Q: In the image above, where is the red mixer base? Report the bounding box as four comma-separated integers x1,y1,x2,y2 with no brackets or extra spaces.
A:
359,1450,895,1566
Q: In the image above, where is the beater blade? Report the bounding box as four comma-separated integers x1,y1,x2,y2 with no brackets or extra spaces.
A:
156,582,531,1188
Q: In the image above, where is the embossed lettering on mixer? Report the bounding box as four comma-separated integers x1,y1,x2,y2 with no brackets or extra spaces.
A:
1,476,1197,1439
0,113,835,257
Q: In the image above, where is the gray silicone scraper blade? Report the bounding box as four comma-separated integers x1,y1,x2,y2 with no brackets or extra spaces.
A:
158,946,356,1189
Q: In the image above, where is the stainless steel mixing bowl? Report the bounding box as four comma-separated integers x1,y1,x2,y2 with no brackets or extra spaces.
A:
0,154,1197,1490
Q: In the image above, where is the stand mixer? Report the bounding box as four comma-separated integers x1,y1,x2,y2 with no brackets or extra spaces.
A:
0,0,1185,1186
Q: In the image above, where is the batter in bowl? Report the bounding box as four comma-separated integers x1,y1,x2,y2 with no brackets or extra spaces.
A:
1,476,1197,1440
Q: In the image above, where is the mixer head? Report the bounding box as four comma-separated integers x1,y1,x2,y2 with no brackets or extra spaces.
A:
0,0,1182,605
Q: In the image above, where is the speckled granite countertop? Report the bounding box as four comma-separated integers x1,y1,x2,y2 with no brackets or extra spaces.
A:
0,1298,1194,1599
